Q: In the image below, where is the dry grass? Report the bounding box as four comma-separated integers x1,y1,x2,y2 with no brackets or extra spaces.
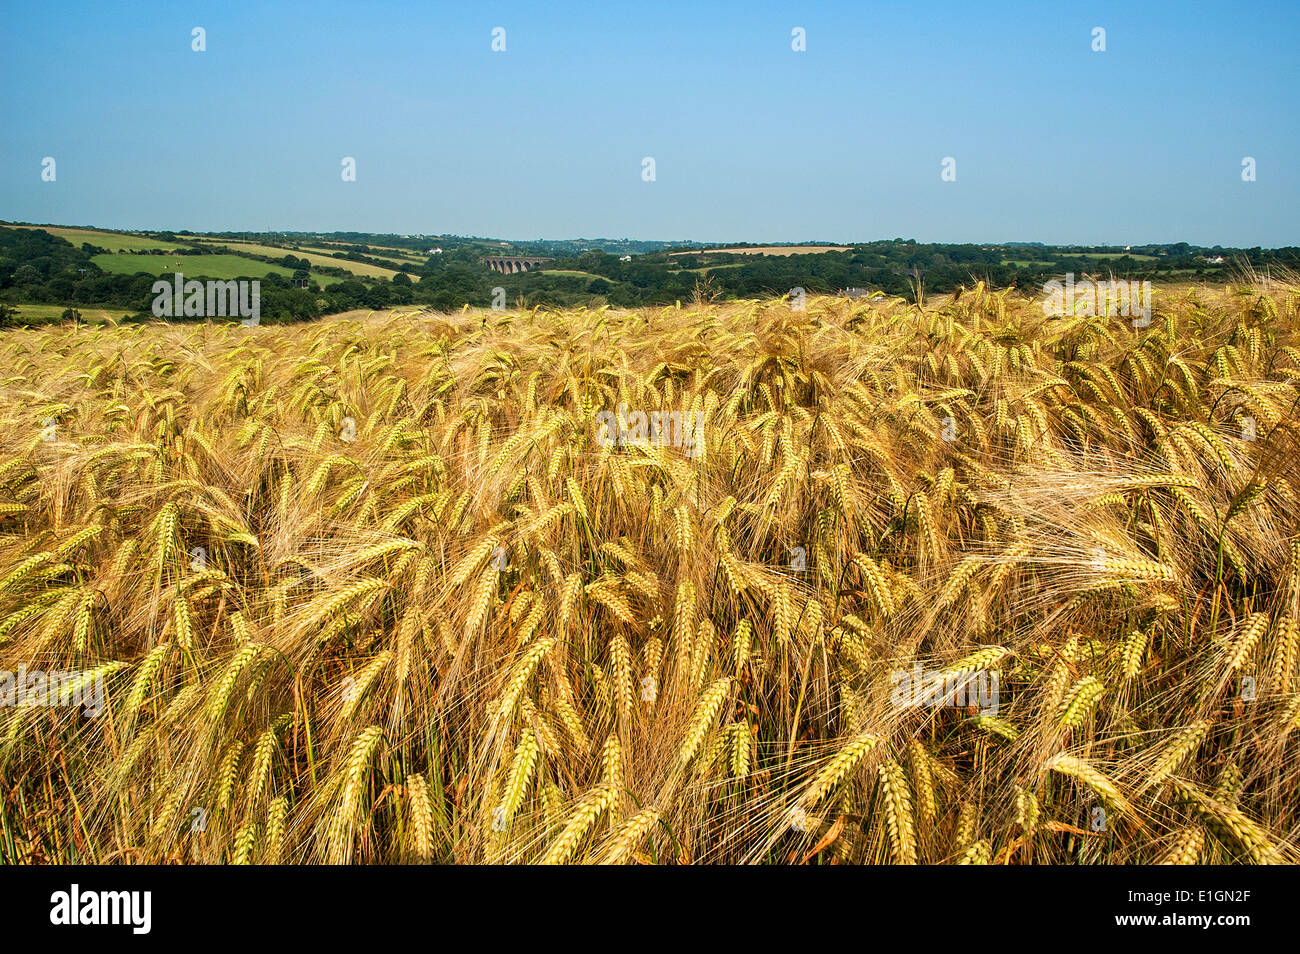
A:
1,280,1299,864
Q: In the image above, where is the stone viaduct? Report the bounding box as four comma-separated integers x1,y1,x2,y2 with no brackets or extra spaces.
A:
483,256,552,274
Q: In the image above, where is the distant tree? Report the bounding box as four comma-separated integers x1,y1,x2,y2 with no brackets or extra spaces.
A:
0,304,19,327
363,283,393,309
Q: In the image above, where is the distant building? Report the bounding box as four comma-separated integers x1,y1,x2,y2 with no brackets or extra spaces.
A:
837,287,871,298
619,255,632,261
427,248,443,255
1205,255,1225,264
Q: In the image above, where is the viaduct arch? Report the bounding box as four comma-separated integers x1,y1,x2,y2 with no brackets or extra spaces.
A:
483,256,551,274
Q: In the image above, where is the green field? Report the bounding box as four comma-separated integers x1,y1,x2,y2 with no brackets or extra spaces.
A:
90,253,304,281
192,240,415,280
2,302,133,324
1004,254,1169,268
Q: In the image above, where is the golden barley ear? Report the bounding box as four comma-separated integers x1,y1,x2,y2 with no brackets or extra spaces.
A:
876,759,918,865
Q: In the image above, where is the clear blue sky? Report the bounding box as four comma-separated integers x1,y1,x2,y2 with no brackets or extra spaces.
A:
1,0,1296,246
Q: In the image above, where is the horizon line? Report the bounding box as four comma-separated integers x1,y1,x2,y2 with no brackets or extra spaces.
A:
0,220,1290,251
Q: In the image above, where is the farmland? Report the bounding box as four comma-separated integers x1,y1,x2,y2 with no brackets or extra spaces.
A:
0,303,132,324
8,221,1299,321
672,245,853,256
191,240,419,280
4,225,181,252
1,278,1298,865
89,253,301,282
299,244,427,265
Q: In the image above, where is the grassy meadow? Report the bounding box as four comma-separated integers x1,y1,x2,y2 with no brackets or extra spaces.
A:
0,303,132,325
89,253,302,282
1,279,1299,865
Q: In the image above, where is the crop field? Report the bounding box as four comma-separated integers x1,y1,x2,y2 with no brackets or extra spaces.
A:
5,225,184,252
296,248,420,272
191,240,417,281
307,241,425,257
298,245,427,267
1,280,1299,865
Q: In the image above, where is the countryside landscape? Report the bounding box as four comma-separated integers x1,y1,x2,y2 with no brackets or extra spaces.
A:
1,0,1299,899
4,220,1297,323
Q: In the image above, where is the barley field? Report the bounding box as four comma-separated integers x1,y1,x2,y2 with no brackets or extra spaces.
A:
4,225,179,253
2,279,1299,865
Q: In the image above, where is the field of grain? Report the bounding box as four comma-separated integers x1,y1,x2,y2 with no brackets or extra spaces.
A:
307,241,426,260
1,280,1299,865
5,225,182,252
297,245,426,268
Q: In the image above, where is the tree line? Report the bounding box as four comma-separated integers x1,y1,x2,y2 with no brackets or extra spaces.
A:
3,226,1298,325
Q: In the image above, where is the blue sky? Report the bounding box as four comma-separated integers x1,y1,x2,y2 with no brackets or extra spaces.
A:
1,0,1296,245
